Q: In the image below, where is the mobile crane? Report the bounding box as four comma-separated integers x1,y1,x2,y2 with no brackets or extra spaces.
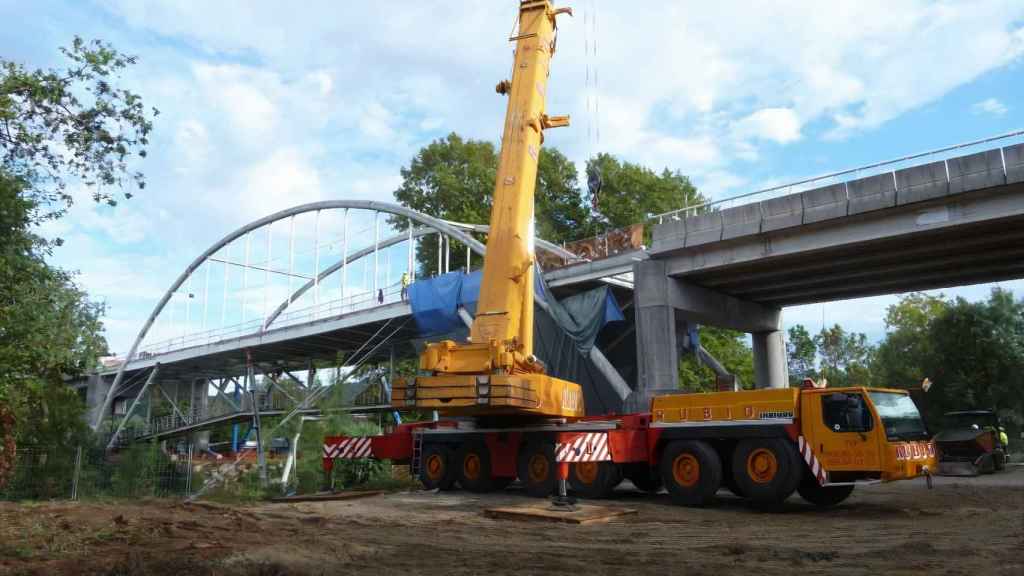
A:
323,0,936,508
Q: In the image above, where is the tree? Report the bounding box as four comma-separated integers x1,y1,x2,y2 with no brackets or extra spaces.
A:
586,153,705,229
926,289,1024,425
814,324,874,387
393,133,596,276
872,293,949,389
678,327,755,391
1,37,157,220
0,38,154,469
0,174,108,442
786,324,817,385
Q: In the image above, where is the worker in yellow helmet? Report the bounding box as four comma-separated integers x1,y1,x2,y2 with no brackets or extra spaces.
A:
401,271,410,301
999,427,1010,451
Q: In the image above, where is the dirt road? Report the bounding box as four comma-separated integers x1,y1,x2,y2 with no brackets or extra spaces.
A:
2,466,1022,576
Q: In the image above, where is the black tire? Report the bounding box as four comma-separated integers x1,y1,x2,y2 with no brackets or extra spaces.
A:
659,440,722,507
797,471,854,507
569,462,622,499
517,442,557,497
994,451,1006,471
623,463,662,493
455,441,494,493
492,476,514,491
731,438,801,507
419,443,457,491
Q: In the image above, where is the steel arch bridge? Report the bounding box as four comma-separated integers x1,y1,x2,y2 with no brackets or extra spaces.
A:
91,200,622,444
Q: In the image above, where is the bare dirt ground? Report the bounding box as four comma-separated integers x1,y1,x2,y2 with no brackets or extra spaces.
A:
2,465,1022,576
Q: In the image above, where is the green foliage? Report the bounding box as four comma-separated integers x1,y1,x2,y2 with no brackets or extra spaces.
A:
1,37,157,219
0,173,108,441
108,442,175,498
678,327,754,391
925,289,1024,424
0,35,151,452
786,324,817,385
814,324,874,387
873,293,950,389
586,153,705,228
393,133,596,276
392,134,705,275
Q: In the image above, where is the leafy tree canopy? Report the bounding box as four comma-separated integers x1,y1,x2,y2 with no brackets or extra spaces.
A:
872,293,949,389
586,152,704,228
393,133,705,275
1,37,157,221
814,324,874,387
0,173,107,442
0,38,153,451
926,289,1024,423
786,324,816,385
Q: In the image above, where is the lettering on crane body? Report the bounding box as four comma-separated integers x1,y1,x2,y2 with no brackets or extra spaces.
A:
895,442,935,461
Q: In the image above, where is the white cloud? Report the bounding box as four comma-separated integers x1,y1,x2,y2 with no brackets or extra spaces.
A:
174,119,211,173
239,148,324,220
971,97,1008,116
733,108,803,144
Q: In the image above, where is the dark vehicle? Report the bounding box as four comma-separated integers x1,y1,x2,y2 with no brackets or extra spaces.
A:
934,410,1008,476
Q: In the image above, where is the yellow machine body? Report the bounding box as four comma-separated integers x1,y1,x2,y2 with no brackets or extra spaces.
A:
392,372,584,418
651,387,936,483
399,1,582,419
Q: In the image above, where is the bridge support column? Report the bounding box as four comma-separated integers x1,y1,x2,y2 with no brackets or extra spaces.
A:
630,260,790,405
627,261,681,412
752,330,788,389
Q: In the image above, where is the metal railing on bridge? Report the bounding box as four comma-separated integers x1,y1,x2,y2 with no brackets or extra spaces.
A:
650,129,1024,223
136,282,406,360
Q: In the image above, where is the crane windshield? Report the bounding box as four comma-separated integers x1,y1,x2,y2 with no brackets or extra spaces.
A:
868,391,929,441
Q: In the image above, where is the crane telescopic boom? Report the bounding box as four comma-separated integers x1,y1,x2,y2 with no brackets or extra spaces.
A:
393,0,583,419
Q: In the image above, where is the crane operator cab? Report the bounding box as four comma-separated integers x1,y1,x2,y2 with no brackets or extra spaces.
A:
801,387,936,484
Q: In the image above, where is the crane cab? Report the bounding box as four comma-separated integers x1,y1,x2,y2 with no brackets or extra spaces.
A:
800,387,935,483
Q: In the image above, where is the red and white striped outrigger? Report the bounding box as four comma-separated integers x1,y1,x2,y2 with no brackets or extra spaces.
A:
323,436,374,460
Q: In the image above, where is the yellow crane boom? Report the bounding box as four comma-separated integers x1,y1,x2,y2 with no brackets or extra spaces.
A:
393,0,583,418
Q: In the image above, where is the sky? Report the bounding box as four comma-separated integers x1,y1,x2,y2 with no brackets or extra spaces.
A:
2,0,1024,356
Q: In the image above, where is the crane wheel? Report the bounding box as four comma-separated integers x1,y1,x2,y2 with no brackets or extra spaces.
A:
455,441,494,493
623,463,662,493
731,438,801,507
797,470,854,507
569,461,622,499
419,443,457,491
659,440,722,507
517,442,556,497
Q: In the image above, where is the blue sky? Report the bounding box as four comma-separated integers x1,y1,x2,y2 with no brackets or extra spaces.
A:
3,0,1023,355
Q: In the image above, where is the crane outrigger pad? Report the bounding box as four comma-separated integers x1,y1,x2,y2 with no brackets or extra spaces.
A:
484,503,636,525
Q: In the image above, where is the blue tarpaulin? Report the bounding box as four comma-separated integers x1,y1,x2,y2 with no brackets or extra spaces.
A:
407,272,467,336
408,269,622,346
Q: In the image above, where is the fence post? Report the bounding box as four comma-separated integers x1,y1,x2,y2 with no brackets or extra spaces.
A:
185,441,194,497
72,446,83,501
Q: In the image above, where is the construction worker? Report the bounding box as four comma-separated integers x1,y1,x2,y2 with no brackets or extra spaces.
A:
377,288,384,304
401,271,410,301
999,427,1010,451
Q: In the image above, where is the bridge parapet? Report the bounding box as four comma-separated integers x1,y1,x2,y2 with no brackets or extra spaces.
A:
651,136,1024,253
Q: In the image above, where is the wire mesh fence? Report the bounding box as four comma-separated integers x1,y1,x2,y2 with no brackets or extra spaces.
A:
0,444,197,501
0,436,403,503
